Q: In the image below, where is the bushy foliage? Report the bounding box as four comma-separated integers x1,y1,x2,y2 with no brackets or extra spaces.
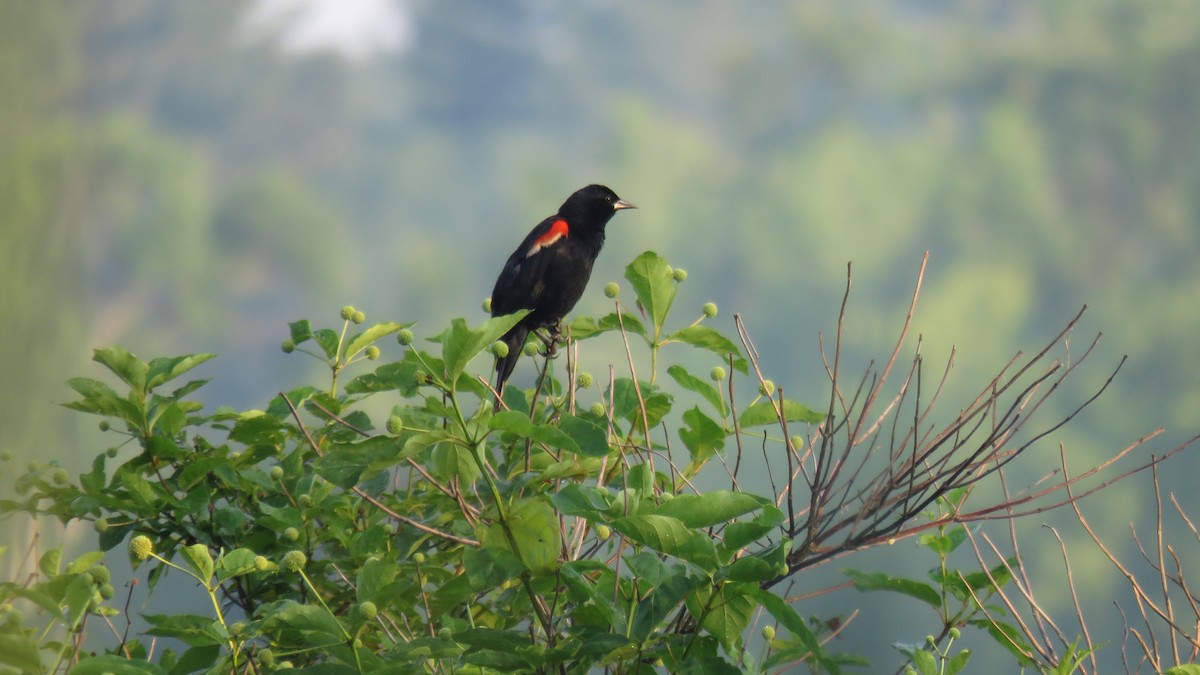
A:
2,252,1195,674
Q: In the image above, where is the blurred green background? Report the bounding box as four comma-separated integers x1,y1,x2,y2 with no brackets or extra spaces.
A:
3,1,1197,669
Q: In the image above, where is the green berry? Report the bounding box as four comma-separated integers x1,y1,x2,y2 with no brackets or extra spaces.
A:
761,624,776,641
129,535,154,562
576,371,594,388
258,649,275,667
414,370,430,386
341,305,355,320
105,447,118,458
948,627,961,640
254,555,271,572
790,435,804,450
672,267,688,282
99,583,115,600
278,661,294,669
437,627,453,640
98,420,111,432
281,339,295,354
702,302,718,318
281,550,307,572
396,328,414,346
759,379,775,396
353,310,366,325
603,282,620,298
359,601,378,619
413,552,426,564
710,366,726,382
298,494,314,508
595,524,612,541
50,468,69,485
386,416,404,435
270,465,284,480
365,345,380,360
382,523,395,535
925,635,936,646
589,402,606,417
93,518,109,534
522,341,538,357
283,527,300,542
491,341,509,358
88,565,111,584
482,297,492,313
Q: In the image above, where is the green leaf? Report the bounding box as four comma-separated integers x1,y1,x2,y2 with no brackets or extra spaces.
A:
491,410,580,455
289,319,314,344
0,632,43,673
260,600,345,640
180,543,214,582
65,551,106,574
919,526,967,556
482,497,561,572
344,321,410,359
550,484,611,519
668,365,725,415
143,614,226,647
145,353,217,391
625,251,676,335
653,490,764,528
39,548,61,576
723,542,790,583
557,413,611,457
845,568,941,608
441,312,529,381
737,398,825,427
662,325,747,372
611,514,718,572
93,346,149,394
65,655,164,674
312,328,341,360
166,645,220,675
679,407,726,468
966,618,1037,667
63,377,141,422
569,312,647,339
1163,667,1200,675
630,564,704,641
720,505,785,556
216,548,258,582
357,556,398,604
63,573,94,625
315,435,403,488
908,647,938,675
946,649,972,675
685,583,755,652
610,378,673,427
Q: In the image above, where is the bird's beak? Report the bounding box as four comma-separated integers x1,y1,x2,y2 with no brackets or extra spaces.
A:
613,199,636,211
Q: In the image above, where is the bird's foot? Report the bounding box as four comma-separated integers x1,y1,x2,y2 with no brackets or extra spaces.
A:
534,323,568,358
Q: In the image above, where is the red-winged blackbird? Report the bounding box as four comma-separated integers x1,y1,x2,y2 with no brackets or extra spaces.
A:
490,184,636,407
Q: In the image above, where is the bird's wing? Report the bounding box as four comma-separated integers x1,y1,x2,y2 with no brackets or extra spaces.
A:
490,215,569,315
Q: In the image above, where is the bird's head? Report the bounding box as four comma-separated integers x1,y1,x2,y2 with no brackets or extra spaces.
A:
559,184,636,229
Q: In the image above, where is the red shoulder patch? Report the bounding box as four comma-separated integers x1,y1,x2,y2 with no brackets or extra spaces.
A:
526,219,569,257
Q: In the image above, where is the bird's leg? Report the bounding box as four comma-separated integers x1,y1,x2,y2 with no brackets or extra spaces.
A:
534,321,568,358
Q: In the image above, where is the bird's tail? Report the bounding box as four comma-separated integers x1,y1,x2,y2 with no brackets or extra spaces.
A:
493,324,528,411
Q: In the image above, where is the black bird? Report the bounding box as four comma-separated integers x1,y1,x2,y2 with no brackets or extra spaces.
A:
489,184,636,408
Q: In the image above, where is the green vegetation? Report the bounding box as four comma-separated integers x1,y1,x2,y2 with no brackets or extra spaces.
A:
3,252,1195,673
